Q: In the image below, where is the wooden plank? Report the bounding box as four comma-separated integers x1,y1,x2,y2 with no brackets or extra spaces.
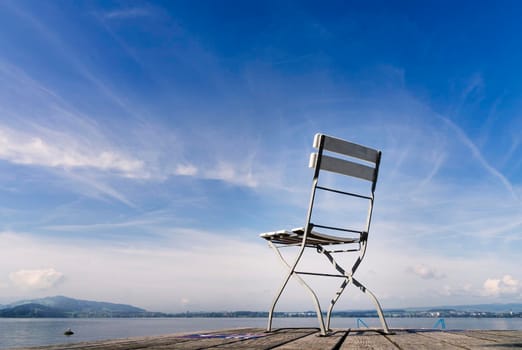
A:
13,329,260,350
384,330,464,350
149,337,248,349
147,328,270,350
77,336,191,350
460,330,522,346
417,330,503,349
8,335,189,350
273,330,345,349
340,330,399,350
469,330,522,340
213,328,318,349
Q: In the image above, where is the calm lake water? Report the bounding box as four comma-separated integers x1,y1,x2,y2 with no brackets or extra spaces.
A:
1,317,522,349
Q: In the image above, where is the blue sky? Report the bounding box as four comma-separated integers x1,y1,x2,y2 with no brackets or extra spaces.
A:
0,1,521,313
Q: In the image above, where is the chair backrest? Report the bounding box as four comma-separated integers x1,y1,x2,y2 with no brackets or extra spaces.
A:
305,133,382,240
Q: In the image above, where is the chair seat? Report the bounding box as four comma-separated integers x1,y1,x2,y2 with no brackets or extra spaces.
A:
260,227,360,246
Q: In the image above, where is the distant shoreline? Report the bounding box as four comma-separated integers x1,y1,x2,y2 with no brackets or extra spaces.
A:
1,311,522,319
2,296,521,319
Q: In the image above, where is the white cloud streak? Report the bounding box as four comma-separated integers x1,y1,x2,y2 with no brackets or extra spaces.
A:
409,264,445,280
102,7,155,20
43,218,166,232
0,57,293,201
203,161,258,188
175,164,198,176
0,125,144,177
440,116,518,200
0,59,149,205
9,268,64,290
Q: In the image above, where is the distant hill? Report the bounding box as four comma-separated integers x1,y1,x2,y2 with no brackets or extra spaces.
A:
13,295,146,313
0,296,163,318
0,303,68,317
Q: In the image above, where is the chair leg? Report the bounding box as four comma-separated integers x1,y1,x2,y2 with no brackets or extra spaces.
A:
267,241,328,335
317,247,351,330
325,278,350,331
352,277,391,334
318,247,390,334
266,268,292,332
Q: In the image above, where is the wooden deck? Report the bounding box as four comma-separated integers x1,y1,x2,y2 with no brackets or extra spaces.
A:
10,328,522,350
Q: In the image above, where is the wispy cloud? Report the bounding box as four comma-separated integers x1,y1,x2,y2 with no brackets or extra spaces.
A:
482,275,520,297
438,284,474,298
408,264,446,280
102,7,155,20
0,125,145,177
175,164,198,176
203,161,258,188
3,2,145,122
0,58,150,205
1,54,297,196
414,152,446,192
460,73,484,103
439,116,518,200
9,268,64,290
43,218,167,232
60,171,136,207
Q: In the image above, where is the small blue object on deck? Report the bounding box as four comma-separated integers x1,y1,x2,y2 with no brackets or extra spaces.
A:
357,318,369,328
433,318,446,329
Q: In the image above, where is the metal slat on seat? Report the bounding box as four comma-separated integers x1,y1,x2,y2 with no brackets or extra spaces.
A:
260,228,360,246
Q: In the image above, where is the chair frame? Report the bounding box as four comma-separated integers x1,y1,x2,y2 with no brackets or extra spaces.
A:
261,133,390,335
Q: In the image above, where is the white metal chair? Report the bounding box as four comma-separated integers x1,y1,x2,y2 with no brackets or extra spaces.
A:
260,133,390,335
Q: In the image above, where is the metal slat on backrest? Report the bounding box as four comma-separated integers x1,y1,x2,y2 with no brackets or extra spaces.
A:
313,133,379,163
309,153,376,181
